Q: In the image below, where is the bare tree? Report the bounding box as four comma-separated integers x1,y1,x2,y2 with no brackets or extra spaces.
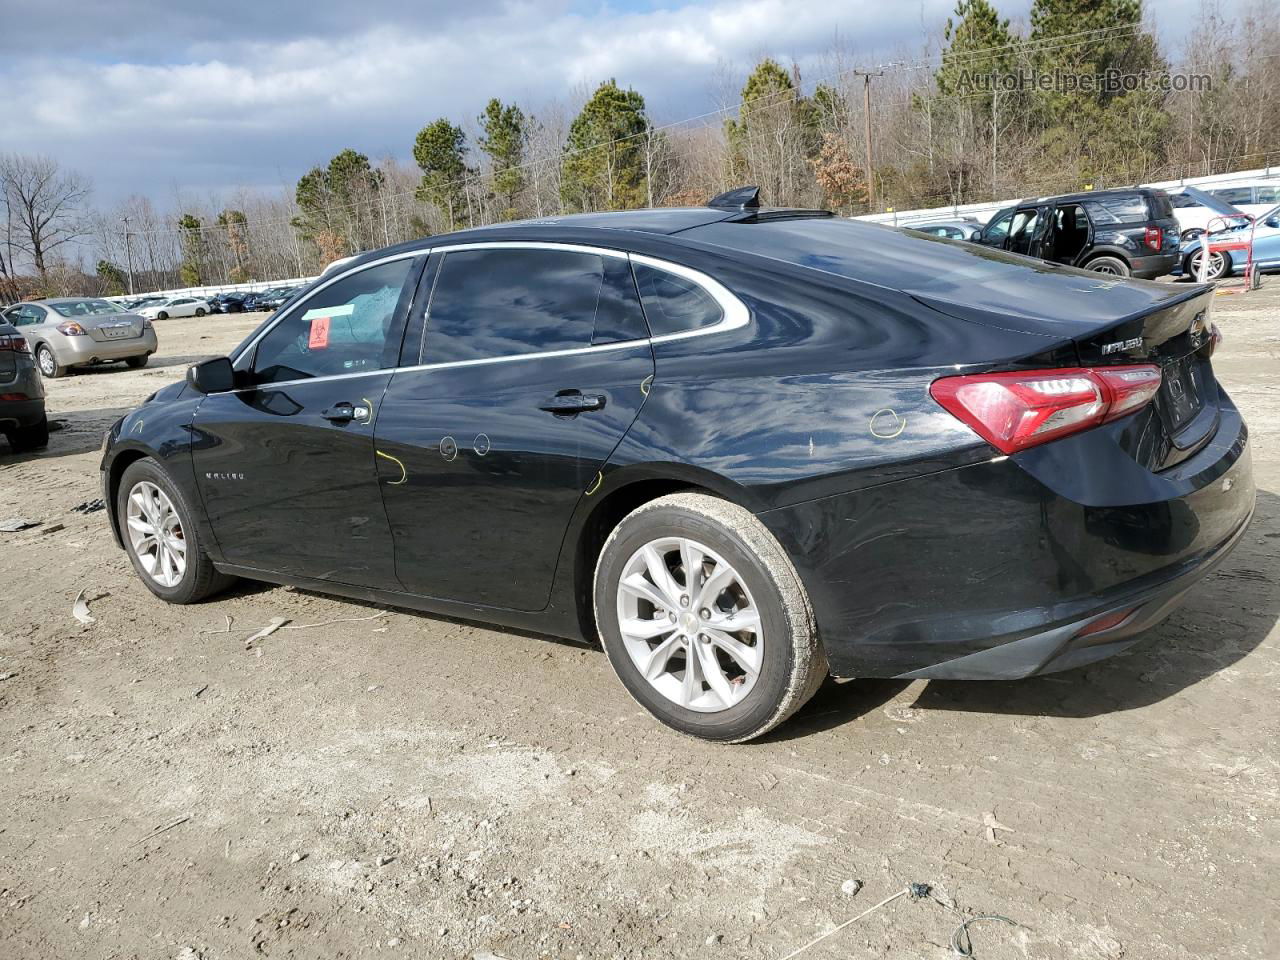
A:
0,153,91,283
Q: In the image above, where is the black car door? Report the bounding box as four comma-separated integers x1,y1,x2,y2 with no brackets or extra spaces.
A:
375,244,654,611
191,255,423,587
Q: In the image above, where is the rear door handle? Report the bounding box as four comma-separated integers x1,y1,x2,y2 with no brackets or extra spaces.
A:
321,403,370,423
539,393,606,415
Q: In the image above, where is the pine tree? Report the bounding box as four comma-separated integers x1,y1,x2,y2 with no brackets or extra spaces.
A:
561,80,650,212
413,119,469,228
478,99,528,219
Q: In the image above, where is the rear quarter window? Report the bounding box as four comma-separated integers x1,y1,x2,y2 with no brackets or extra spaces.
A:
632,261,723,337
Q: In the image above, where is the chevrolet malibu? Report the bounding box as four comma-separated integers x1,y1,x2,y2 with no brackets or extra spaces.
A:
100,189,1255,742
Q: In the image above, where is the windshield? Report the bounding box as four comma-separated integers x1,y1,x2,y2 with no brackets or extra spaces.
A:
49,299,126,317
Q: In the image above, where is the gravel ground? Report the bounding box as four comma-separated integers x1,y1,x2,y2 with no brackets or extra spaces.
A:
1,285,1278,960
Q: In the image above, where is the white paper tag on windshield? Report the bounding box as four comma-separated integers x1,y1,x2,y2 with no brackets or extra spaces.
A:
300,304,354,322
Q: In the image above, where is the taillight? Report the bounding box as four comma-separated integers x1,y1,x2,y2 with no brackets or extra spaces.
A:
930,364,1162,454
0,392,29,402
142,317,153,329
56,321,87,336
1202,322,1222,358
0,334,30,353
1144,225,1161,251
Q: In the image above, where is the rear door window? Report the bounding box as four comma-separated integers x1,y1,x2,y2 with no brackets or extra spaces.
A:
1082,195,1149,224
423,248,609,363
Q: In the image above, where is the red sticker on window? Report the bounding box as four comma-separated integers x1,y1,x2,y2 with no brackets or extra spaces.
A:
308,316,331,349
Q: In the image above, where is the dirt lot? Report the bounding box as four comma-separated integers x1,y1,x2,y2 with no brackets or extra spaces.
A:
2,284,1278,960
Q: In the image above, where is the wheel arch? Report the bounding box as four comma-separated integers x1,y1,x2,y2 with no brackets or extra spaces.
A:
1079,248,1132,269
567,465,762,641
104,447,153,548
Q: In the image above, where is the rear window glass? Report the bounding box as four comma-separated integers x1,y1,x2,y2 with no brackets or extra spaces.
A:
1148,193,1174,219
1082,196,1150,224
632,263,723,337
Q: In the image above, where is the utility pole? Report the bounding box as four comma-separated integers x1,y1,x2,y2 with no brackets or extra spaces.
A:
121,217,136,295
852,70,883,212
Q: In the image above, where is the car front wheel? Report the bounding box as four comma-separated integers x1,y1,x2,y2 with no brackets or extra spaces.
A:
594,492,827,742
117,458,235,603
156,311,168,321
1186,249,1230,282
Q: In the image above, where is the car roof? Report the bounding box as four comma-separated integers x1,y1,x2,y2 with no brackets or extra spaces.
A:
1020,186,1165,205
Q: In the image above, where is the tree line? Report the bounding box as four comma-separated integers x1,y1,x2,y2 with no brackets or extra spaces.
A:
3,0,1279,302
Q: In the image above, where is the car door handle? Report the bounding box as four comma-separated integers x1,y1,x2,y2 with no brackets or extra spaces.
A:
321,403,370,423
539,393,606,414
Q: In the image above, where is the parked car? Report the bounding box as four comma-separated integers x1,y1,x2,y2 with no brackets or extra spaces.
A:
136,296,211,321
101,188,1254,742
125,296,166,311
1202,180,1280,219
906,218,984,241
242,287,293,312
1,298,157,378
0,316,47,452
1167,185,1251,240
975,187,1180,278
1177,202,1280,281
255,287,302,312
209,293,247,314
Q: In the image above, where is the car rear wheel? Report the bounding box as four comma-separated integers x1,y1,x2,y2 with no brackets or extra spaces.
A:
1186,249,1230,282
1085,255,1131,277
156,311,168,321
594,492,827,742
36,344,65,378
5,415,49,453
117,458,235,603
195,307,206,316
125,355,149,369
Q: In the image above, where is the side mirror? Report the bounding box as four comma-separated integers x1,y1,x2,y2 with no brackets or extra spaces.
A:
187,356,236,394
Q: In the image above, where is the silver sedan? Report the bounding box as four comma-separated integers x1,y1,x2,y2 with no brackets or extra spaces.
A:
0,298,158,378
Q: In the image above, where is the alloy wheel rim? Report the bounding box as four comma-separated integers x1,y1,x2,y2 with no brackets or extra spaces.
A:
616,536,763,713
1091,262,1120,275
125,481,187,587
38,348,54,375
1192,251,1225,279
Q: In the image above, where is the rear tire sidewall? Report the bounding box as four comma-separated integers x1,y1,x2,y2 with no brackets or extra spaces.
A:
126,355,148,369
156,311,168,321
37,345,62,378
1086,255,1130,277
6,414,48,452
117,458,220,604
195,308,205,317
594,499,804,742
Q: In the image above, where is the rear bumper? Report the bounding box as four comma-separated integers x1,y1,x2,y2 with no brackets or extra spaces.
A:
896,501,1252,679
760,393,1255,679
57,329,158,366
1130,252,1179,279
0,396,46,429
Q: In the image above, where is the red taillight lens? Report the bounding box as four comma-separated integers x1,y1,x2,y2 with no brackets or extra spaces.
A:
930,364,1162,454
0,334,30,353
0,392,28,402
56,321,87,336
1144,225,1161,250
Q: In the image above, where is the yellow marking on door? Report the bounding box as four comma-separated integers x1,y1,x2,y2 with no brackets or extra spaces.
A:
376,450,407,485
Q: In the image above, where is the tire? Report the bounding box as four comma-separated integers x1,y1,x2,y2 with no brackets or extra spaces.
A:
125,354,149,369
116,457,235,604
6,414,49,453
195,307,206,317
1180,228,1204,243
1084,255,1131,277
156,311,168,321
36,344,65,378
1186,248,1230,282
593,492,827,743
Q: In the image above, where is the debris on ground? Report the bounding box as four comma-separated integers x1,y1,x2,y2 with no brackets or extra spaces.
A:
71,499,106,514
72,588,103,625
283,610,390,630
244,617,290,648
983,811,1014,845
0,671,17,682
0,517,39,533
841,878,863,897
129,815,192,848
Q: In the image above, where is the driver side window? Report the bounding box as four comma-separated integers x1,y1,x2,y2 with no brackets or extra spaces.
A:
251,259,414,384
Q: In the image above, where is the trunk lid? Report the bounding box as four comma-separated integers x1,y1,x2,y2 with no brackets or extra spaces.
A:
913,283,1219,471
85,313,146,343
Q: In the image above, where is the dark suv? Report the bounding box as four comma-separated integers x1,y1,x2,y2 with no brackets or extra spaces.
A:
975,187,1180,279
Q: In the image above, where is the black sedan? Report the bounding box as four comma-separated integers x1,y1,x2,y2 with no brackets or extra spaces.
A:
99,188,1254,742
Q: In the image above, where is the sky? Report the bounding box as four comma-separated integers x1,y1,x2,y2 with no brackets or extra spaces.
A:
1,0,1201,210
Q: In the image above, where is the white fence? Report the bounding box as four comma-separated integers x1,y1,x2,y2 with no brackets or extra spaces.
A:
107,274,319,305
855,165,1280,228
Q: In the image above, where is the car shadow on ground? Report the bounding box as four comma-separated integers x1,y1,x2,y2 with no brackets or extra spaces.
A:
64,353,214,375
0,405,138,462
